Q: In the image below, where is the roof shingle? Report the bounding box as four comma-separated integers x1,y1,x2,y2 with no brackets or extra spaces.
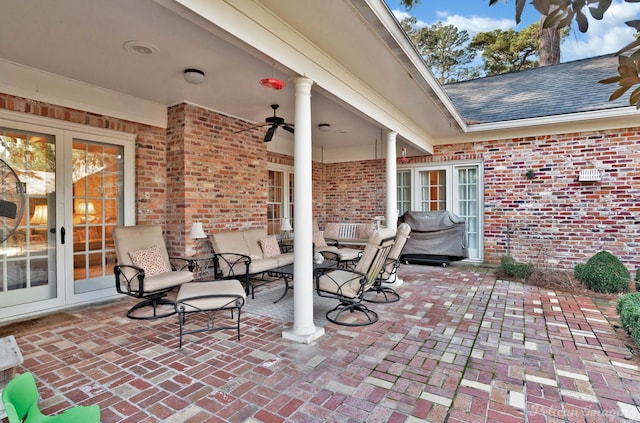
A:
443,54,630,124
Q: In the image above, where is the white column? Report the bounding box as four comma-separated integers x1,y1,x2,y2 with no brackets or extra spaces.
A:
283,76,325,344
385,130,398,229
384,130,403,287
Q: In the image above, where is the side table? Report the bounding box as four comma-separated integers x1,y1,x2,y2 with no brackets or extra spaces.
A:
183,253,216,280
278,238,294,253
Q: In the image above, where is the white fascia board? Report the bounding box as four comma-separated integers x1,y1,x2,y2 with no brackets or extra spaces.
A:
355,0,468,131
172,0,435,154
436,107,640,145
0,59,167,128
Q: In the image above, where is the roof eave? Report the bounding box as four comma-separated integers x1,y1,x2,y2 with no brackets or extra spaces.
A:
434,106,639,144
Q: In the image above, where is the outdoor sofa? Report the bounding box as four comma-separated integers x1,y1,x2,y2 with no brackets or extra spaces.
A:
209,228,294,297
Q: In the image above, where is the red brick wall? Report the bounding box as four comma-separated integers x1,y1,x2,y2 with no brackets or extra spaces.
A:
323,159,387,225
324,128,640,271
166,104,271,254
432,129,640,271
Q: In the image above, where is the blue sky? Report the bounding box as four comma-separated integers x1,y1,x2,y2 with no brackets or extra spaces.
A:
384,0,640,62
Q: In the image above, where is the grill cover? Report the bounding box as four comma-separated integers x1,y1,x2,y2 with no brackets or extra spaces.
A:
398,211,468,262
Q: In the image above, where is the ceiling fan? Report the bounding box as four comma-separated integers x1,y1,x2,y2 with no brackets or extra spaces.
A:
236,104,294,142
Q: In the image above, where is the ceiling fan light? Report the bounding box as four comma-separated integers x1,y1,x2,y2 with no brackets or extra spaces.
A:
260,77,285,90
184,68,205,84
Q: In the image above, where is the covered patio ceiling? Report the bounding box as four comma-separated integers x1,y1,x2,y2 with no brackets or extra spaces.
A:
0,0,466,163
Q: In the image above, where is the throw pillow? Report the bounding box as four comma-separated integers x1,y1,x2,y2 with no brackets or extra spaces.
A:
358,224,375,240
129,245,171,277
259,237,281,258
324,223,339,239
313,231,328,248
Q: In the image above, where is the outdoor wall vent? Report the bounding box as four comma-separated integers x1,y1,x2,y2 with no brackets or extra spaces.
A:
579,168,600,182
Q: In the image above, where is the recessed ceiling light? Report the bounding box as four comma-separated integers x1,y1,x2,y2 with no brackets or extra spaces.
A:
122,40,159,55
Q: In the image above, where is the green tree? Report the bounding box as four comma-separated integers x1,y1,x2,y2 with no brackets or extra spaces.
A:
401,19,476,83
469,23,540,75
396,0,640,108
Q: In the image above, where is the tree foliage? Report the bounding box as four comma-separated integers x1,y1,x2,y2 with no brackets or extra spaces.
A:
397,0,640,108
401,18,476,82
469,23,541,75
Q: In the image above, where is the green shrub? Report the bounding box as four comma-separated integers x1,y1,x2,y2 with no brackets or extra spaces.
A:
574,251,630,294
635,268,640,292
617,293,640,348
632,325,640,349
501,255,533,279
574,263,585,281
616,293,640,330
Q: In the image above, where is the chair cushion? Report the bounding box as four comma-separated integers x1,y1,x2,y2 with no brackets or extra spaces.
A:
336,248,361,261
318,270,363,299
259,237,281,258
137,270,192,292
177,280,246,312
129,245,171,277
313,231,328,248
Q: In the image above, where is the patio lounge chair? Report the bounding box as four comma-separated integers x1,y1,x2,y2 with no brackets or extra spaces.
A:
113,225,193,320
315,227,395,326
313,219,363,268
1,372,100,423
364,222,411,303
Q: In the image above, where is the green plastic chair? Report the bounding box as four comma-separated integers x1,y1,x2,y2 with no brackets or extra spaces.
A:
1,372,100,423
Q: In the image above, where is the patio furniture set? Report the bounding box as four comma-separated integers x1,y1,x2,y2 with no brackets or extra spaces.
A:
111,222,411,348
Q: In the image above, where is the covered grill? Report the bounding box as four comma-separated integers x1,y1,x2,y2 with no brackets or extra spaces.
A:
398,211,468,266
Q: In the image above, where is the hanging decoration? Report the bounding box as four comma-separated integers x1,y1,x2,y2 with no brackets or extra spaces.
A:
400,147,409,163
260,60,286,90
260,77,285,90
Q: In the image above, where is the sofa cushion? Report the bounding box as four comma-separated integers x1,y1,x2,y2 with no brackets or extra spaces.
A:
358,224,375,240
324,223,340,239
209,231,248,255
275,252,295,267
313,231,328,248
248,257,281,274
259,237,281,258
129,245,171,277
242,228,268,258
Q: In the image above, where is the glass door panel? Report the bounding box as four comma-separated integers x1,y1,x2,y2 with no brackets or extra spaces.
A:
0,129,56,307
267,170,283,235
397,170,411,216
72,140,123,294
288,172,294,230
419,170,446,211
455,166,480,259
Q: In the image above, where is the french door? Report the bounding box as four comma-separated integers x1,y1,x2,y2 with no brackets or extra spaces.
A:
397,162,483,261
267,165,294,236
0,112,134,321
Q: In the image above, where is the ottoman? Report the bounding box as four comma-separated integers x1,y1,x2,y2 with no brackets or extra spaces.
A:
176,279,246,347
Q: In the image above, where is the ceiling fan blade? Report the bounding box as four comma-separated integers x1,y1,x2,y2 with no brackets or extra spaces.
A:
263,125,277,142
282,125,294,134
234,122,269,134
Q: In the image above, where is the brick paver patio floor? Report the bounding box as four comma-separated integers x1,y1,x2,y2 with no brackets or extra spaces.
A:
1,264,639,422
